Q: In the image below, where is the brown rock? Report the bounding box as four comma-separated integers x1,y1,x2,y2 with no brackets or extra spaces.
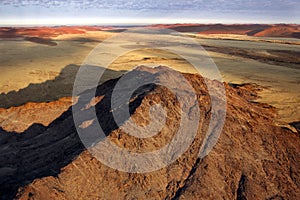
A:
0,66,298,199
0,97,73,133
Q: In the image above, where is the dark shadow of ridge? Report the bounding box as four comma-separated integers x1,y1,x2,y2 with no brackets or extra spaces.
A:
0,108,84,199
0,64,126,109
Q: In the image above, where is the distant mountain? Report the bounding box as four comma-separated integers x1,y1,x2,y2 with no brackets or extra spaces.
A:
0,66,299,199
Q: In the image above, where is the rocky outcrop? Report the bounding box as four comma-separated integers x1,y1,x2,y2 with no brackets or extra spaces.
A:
0,97,73,133
0,66,299,200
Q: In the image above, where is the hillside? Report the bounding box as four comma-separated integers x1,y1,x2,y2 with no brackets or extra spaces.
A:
0,66,299,199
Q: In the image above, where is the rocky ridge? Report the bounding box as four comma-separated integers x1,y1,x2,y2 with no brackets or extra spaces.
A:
0,66,298,200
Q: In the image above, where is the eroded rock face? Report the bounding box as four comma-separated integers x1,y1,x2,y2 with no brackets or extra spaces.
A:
175,85,300,200
0,67,299,200
0,97,73,133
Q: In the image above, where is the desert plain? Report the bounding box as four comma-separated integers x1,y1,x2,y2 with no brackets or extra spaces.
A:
0,24,299,132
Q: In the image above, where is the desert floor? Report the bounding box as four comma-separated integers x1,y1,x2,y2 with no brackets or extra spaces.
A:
0,30,299,128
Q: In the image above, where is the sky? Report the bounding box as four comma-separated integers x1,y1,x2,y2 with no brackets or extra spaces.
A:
0,0,299,25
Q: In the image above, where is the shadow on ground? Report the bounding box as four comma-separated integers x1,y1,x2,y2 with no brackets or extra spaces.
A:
0,64,126,108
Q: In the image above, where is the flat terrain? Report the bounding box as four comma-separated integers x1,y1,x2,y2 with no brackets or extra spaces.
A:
0,25,299,130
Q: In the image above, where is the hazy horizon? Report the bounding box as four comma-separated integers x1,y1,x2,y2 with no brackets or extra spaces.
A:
0,0,299,26
1,20,299,27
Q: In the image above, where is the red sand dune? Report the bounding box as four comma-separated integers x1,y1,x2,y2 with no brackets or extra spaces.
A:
0,27,84,38
0,26,110,39
0,26,113,45
150,24,300,38
0,24,299,40
253,25,300,38
149,24,269,33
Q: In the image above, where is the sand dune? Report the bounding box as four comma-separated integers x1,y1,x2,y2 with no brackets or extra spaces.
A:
1,24,299,42
0,26,106,39
150,24,300,39
253,25,300,38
